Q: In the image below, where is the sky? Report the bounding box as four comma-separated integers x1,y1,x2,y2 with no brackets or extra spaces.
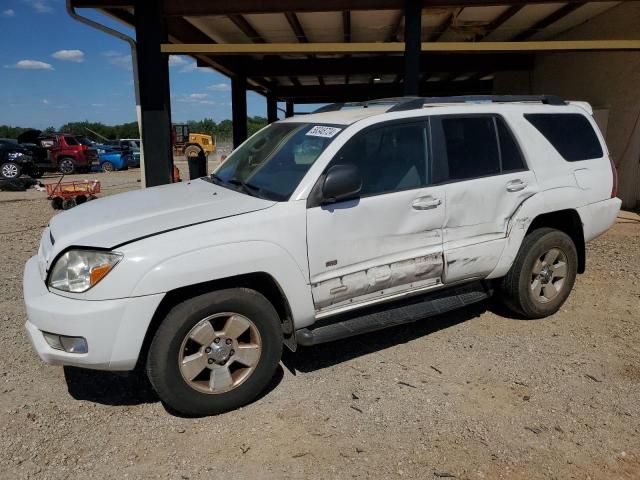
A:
0,0,284,129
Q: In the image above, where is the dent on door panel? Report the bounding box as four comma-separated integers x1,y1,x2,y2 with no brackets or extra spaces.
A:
312,253,443,311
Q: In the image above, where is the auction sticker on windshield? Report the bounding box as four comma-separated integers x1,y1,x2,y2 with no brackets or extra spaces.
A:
306,126,342,138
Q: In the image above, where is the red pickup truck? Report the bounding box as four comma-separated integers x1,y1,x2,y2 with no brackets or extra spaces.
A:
17,130,98,175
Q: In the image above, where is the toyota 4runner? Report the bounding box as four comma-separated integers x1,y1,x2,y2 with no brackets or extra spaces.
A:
23,96,621,416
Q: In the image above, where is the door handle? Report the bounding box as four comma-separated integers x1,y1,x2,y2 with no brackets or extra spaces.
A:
506,180,527,192
412,196,442,210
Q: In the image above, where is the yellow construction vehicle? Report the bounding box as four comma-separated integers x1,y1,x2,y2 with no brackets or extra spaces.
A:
172,124,216,158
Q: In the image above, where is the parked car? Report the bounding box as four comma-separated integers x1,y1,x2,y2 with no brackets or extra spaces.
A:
0,139,41,179
17,130,98,175
100,139,140,168
23,96,621,416
98,151,128,172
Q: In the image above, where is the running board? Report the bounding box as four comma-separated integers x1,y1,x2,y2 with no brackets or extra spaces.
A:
296,282,491,347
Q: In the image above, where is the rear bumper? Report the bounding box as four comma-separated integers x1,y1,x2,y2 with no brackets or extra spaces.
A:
23,256,164,371
578,197,622,242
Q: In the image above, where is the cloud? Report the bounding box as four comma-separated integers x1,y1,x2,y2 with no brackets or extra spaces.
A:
177,93,219,106
22,0,52,13
42,99,49,104
5,59,54,70
91,103,105,107
103,51,132,70
3,9,15,16
169,56,188,67
52,49,85,63
208,83,231,92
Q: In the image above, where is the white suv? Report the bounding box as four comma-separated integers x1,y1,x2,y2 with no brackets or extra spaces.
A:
24,96,621,416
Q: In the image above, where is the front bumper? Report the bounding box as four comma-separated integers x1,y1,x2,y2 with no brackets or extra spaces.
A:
23,256,164,371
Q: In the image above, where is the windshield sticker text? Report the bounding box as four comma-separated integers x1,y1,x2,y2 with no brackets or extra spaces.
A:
306,126,342,138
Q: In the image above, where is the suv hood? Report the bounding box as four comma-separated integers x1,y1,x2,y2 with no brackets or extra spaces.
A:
48,179,275,253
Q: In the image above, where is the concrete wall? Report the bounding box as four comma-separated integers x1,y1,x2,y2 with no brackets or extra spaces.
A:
495,1,640,209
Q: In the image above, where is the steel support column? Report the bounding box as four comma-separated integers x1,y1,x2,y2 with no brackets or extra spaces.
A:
134,0,173,187
403,0,422,96
285,100,294,118
232,76,248,148
267,94,278,123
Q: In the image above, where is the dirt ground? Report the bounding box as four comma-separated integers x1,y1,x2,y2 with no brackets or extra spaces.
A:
1,166,639,480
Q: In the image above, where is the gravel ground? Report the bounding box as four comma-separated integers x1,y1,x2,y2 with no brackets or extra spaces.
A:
1,167,639,480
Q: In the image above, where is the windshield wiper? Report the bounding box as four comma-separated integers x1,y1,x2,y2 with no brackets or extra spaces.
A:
227,178,263,198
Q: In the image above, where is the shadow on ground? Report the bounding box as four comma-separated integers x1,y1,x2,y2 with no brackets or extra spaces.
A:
64,299,510,410
283,300,492,374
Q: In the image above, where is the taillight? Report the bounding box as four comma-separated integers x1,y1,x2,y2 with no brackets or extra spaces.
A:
609,157,618,198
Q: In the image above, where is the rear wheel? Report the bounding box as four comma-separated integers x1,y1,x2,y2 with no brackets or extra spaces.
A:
498,228,578,319
58,158,75,175
101,161,114,172
1,162,21,179
147,288,283,416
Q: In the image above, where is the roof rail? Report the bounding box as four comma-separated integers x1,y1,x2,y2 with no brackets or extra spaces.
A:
312,97,422,114
387,94,567,112
312,95,567,115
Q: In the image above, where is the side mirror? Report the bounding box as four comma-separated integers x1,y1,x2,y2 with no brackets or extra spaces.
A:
322,164,362,203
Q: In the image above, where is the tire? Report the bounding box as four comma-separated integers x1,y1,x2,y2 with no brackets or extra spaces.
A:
29,166,43,179
61,198,76,210
58,158,75,175
1,162,21,179
101,161,114,172
147,288,283,416
75,195,87,205
50,197,63,210
498,228,578,319
87,194,98,201
184,145,202,158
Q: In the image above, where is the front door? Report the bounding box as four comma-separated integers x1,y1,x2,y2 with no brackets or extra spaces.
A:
306,120,446,314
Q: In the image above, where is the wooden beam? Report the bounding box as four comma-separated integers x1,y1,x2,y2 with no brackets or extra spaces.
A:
152,0,615,16
163,40,640,55
223,54,532,76
228,14,265,43
475,4,522,40
429,11,456,42
387,11,404,42
512,2,586,41
72,0,618,14
285,12,308,43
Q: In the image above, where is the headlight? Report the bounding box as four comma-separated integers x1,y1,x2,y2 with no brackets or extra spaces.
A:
48,250,122,293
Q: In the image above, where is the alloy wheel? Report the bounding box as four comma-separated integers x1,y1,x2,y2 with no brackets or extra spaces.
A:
178,312,262,394
530,248,568,303
1,163,19,178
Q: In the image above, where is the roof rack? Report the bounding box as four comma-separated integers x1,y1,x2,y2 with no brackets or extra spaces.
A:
312,95,567,114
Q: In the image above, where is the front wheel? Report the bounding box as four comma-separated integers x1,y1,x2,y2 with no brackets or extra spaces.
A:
498,228,578,319
101,161,114,172
1,162,21,179
147,288,283,416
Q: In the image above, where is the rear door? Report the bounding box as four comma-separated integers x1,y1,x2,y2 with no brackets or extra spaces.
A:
306,119,446,314
429,114,538,283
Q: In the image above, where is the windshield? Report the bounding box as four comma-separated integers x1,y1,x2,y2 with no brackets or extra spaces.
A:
212,123,342,201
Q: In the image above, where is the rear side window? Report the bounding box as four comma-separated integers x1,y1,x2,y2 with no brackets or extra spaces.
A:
524,113,603,161
430,115,526,183
496,117,526,172
438,117,500,181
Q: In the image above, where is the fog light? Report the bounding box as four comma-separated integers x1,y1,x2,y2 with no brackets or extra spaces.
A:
42,332,88,354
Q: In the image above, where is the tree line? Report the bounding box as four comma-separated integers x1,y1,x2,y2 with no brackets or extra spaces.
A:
0,116,268,143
